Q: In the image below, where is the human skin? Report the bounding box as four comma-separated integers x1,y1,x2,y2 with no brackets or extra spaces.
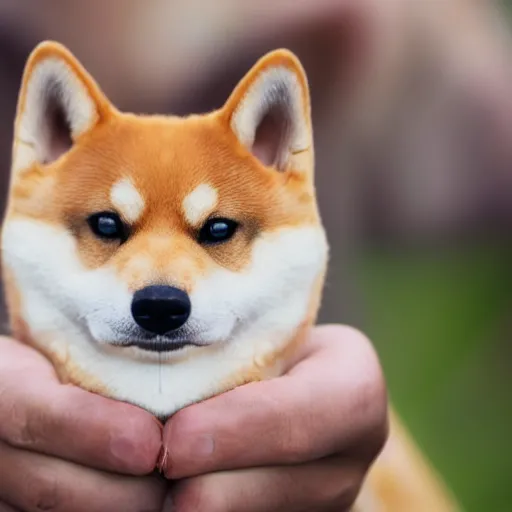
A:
0,325,387,512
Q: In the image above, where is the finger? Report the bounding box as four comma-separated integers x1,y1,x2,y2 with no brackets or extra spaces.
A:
0,441,167,512
162,325,388,478
168,456,365,512
0,336,162,475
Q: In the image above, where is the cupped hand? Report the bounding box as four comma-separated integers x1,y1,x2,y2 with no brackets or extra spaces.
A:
161,325,388,512
0,337,167,512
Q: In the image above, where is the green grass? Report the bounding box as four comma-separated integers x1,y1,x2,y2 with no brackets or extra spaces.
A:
354,244,512,511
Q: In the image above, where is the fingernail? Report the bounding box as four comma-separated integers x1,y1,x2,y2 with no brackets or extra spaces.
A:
110,436,138,467
157,445,169,474
193,434,215,458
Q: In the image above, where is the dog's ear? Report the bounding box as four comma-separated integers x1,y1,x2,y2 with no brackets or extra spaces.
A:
12,41,114,174
221,49,313,174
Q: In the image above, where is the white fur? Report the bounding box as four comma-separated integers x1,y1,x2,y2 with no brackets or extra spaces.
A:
12,141,38,177
110,178,145,223
231,66,309,165
182,183,218,226
1,218,327,417
13,58,97,173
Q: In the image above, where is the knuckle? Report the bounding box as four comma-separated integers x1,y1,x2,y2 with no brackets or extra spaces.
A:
344,329,389,461
15,420,38,450
315,479,345,507
4,402,40,450
281,425,312,463
331,488,363,512
369,407,390,461
261,394,314,463
27,470,61,511
356,374,389,462
316,465,365,512
273,404,312,463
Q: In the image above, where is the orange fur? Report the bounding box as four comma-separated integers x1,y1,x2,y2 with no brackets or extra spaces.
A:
355,410,460,511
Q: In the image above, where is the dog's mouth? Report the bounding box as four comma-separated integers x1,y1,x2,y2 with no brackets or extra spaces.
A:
98,324,219,354
126,339,204,353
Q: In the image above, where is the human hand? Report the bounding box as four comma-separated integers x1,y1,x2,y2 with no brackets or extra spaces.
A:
160,325,388,512
0,337,167,512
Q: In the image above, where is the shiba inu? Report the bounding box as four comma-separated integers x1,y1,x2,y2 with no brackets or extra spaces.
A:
1,41,459,511
2,40,327,417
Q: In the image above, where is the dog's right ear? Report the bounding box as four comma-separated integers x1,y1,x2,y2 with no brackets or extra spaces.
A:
12,41,114,174
221,49,313,175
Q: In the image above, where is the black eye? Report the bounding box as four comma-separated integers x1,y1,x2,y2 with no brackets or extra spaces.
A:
87,212,127,242
199,218,238,245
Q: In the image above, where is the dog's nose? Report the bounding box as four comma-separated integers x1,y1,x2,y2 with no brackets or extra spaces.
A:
131,285,191,335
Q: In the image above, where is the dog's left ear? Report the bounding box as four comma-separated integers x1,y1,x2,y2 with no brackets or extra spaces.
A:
221,49,313,174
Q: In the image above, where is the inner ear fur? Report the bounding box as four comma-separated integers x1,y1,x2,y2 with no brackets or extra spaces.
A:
221,49,313,173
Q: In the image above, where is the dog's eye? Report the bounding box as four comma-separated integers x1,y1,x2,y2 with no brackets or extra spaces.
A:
88,212,127,242
199,218,238,245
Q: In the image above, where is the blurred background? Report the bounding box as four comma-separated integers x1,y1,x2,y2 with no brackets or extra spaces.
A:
0,1,510,510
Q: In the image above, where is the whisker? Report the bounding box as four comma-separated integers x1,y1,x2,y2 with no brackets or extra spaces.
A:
159,351,162,394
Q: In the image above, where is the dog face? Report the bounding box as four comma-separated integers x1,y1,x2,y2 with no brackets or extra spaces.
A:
2,42,328,415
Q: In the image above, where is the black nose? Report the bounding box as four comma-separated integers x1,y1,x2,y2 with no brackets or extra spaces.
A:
131,285,191,335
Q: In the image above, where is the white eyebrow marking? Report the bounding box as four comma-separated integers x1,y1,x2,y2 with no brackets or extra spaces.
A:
182,184,218,226
110,178,145,223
